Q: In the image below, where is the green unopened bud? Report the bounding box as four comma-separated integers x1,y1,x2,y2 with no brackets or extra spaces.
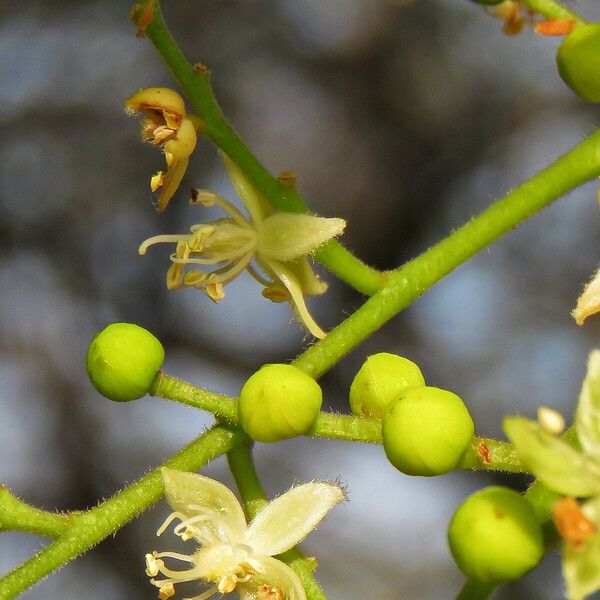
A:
448,487,544,583
238,364,322,443
557,24,600,102
86,322,164,402
349,353,425,419
382,386,474,476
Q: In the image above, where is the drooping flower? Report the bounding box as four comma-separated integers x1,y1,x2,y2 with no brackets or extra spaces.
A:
125,87,201,212
145,469,345,600
504,351,600,600
138,154,346,338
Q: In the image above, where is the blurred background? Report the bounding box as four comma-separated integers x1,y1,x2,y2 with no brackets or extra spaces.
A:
1,0,600,598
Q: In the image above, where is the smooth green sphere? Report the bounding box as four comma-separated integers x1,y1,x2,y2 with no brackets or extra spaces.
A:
238,364,322,443
86,322,164,402
557,24,600,102
382,386,474,476
448,487,544,583
349,353,425,419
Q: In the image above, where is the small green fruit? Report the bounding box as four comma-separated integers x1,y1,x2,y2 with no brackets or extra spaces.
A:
86,322,164,402
448,486,544,583
349,353,425,419
557,24,600,102
382,386,474,476
238,364,322,443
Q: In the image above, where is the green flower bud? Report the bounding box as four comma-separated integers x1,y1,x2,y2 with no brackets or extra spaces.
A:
238,364,322,443
557,24,600,102
448,486,544,583
382,386,474,476
86,322,164,402
349,353,425,419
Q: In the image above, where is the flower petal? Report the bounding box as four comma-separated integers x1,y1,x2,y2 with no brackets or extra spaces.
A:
262,258,326,339
572,266,600,326
222,154,272,225
156,158,188,212
124,87,186,128
161,469,247,537
243,482,345,556
576,350,600,461
504,417,600,497
237,556,306,600
287,258,328,297
257,214,346,262
563,532,600,600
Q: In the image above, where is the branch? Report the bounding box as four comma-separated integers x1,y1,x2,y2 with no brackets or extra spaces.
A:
0,425,244,599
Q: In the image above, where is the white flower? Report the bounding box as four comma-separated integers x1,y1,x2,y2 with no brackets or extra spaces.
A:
146,469,345,600
573,266,600,326
138,154,345,338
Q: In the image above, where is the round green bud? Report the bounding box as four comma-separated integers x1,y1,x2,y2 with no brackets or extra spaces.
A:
86,322,164,402
349,353,425,419
238,364,322,443
557,24,600,102
382,386,474,476
448,486,544,583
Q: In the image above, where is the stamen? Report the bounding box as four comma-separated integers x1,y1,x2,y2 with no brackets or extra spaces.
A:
183,270,207,287
206,280,225,303
190,189,252,228
153,125,177,144
154,551,195,563
151,171,165,192
139,235,190,256
247,264,273,287
158,582,176,600
156,511,188,537
145,553,164,577
218,575,238,594
208,249,254,285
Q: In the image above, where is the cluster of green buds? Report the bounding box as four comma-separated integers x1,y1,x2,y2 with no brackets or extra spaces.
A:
126,87,346,339
349,353,475,476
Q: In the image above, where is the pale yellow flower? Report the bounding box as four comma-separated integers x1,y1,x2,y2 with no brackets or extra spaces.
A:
573,266,600,326
139,154,346,338
146,469,345,600
125,87,200,212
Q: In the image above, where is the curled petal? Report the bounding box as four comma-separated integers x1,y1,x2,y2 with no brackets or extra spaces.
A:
573,266,600,326
504,417,600,497
157,158,189,212
257,214,346,262
263,258,326,339
238,556,306,600
222,153,273,225
286,258,328,297
125,87,186,129
576,350,600,461
244,482,345,556
162,469,247,538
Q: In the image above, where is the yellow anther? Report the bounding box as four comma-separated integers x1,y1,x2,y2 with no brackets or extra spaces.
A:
151,172,164,192
218,575,238,594
158,581,175,600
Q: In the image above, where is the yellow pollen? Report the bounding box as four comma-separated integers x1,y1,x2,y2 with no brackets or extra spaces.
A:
153,125,176,144
218,575,237,594
183,270,207,287
206,279,225,303
145,553,163,577
257,585,284,600
158,582,175,600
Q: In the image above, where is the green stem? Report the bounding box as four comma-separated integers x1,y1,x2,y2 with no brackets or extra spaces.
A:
0,487,71,538
141,0,382,297
456,437,526,473
227,442,330,600
521,0,585,22
292,129,600,379
0,425,244,600
456,579,495,600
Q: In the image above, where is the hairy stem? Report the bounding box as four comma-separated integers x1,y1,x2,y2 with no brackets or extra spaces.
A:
292,129,600,378
140,0,382,297
0,487,71,539
227,442,330,600
0,426,244,599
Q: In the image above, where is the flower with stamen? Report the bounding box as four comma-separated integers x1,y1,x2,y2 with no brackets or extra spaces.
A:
145,468,345,600
504,351,600,600
138,155,346,338
125,87,201,212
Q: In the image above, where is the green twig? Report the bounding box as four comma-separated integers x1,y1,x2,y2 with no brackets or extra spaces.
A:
227,442,330,600
0,425,244,600
292,129,600,379
0,487,71,539
140,0,383,297
456,437,526,472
